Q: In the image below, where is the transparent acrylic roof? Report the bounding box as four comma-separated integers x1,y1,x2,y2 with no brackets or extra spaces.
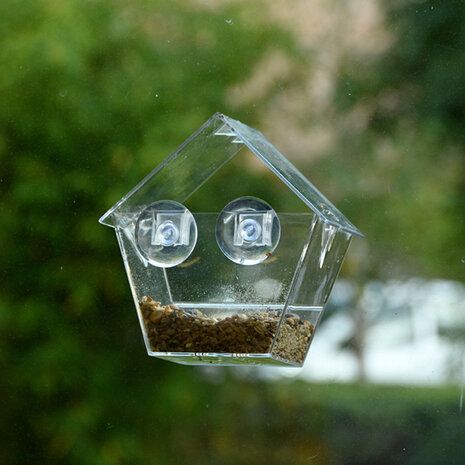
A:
100,112,363,238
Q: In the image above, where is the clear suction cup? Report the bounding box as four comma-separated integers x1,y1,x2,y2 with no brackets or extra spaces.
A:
135,200,197,268
216,197,281,265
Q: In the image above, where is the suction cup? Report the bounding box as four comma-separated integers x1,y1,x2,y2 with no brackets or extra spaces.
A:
135,200,197,268
216,197,281,265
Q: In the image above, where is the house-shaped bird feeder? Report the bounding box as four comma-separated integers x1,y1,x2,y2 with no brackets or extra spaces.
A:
99,113,363,367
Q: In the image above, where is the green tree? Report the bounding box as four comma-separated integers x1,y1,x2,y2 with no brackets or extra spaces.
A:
327,0,465,280
0,1,297,463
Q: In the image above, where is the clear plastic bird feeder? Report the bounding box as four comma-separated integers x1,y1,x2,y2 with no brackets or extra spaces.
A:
99,113,363,367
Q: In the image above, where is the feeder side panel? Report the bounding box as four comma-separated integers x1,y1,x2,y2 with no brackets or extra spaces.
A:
115,228,172,354
286,220,352,308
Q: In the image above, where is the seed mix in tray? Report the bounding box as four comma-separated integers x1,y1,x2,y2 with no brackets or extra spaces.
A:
139,296,314,363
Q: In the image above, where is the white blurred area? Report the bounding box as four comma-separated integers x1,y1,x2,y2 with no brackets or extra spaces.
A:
261,278,465,386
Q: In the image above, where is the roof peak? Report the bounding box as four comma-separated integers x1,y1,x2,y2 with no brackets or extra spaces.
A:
100,112,363,238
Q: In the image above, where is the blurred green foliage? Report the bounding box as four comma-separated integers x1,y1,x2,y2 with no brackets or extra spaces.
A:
0,0,464,464
326,0,465,279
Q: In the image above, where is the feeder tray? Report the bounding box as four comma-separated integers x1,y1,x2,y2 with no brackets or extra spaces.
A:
100,113,363,367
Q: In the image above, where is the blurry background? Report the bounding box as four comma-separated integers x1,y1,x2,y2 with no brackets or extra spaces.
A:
1,0,464,463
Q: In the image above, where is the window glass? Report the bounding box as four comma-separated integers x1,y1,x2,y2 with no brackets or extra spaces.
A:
1,0,464,464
